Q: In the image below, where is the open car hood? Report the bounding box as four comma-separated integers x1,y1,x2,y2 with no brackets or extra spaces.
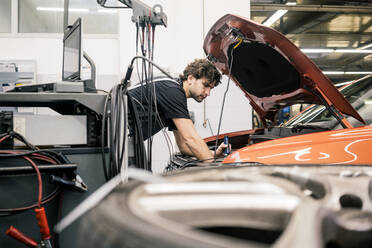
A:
203,14,364,125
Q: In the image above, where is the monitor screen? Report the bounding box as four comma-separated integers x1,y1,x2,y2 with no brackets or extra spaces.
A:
62,18,82,81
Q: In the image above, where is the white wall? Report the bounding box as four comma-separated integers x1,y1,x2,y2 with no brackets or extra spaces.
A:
0,36,120,90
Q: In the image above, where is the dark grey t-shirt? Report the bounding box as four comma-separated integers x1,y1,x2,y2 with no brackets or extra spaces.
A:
128,78,190,140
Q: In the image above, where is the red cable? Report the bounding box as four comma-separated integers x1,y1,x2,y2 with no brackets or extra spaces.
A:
23,156,42,208
5,153,51,244
0,187,60,213
30,154,57,164
21,156,51,240
0,150,61,213
0,135,10,143
0,150,20,154
0,150,58,164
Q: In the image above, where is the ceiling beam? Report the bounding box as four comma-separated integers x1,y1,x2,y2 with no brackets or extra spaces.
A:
329,18,372,66
287,33,372,40
251,4,372,13
318,64,372,71
332,41,372,67
335,54,371,65
282,12,338,35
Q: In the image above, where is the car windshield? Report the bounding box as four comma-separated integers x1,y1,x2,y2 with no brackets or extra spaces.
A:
285,75,372,130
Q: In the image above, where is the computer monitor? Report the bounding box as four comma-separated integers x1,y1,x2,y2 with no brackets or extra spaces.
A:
62,18,82,81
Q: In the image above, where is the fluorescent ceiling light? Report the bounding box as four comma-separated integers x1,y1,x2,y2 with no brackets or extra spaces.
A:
69,8,89,12
344,71,372,75
301,49,334,53
323,71,345,75
336,49,372,53
323,71,372,75
301,48,372,54
262,2,295,27
360,43,372,49
98,9,117,13
335,81,353,86
36,7,89,12
263,10,288,26
37,7,64,12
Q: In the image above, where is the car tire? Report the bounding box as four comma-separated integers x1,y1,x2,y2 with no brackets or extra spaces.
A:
78,165,372,248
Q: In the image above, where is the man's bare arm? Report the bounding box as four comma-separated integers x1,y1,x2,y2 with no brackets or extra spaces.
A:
172,118,227,162
172,118,214,161
173,129,193,156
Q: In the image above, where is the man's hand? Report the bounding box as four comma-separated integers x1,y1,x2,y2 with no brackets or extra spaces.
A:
214,142,231,157
173,118,233,162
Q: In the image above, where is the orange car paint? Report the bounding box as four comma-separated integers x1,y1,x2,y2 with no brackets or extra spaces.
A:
223,125,372,164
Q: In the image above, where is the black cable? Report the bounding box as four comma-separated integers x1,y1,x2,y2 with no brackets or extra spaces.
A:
0,149,71,164
128,23,170,171
112,85,120,175
148,23,157,171
134,27,149,170
101,92,110,181
147,24,152,171
0,132,8,138
2,131,38,150
101,0,130,8
0,141,65,217
128,56,173,79
101,82,130,180
106,27,172,173
137,22,153,171
0,187,61,217
213,48,235,160
165,157,217,172
128,94,148,169
180,158,216,169
119,86,127,174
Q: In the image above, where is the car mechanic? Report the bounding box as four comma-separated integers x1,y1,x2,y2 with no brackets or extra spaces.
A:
127,58,228,169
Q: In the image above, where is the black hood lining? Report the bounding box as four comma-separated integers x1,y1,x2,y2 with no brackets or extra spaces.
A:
227,41,300,98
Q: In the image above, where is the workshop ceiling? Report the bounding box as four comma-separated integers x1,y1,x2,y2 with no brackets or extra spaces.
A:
251,0,372,82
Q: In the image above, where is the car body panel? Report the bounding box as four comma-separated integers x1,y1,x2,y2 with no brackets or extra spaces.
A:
222,125,372,164
203,14,364,125
204,129,261,143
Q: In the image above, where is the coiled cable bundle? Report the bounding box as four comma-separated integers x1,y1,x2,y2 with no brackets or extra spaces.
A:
101,83,129,181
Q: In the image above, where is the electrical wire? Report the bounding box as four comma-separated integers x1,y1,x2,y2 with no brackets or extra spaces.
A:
101,82,128,180
101,91,110,181
180,157,216,169
0,131,37,150
129,22,174,171
0,134,71,219
101,22,174,175
166,156,217,172
0,149,69,164
206,118,215,136
102,0,130,8
148,25,174,161
23,156,42,208
0,187,61,217
213,48,235,160
128,56,173,79
0,131,77,246
0,133,70,164
0,134,10,143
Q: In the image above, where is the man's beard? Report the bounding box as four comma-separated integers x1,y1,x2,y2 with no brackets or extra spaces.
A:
191,93,204,103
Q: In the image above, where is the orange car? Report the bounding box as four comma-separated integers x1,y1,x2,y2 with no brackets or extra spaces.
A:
201,14,372,166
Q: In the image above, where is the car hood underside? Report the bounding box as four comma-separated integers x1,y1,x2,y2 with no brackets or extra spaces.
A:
203,14,364,125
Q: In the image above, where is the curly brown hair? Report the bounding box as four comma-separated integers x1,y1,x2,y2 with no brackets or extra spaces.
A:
179,59,221,87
